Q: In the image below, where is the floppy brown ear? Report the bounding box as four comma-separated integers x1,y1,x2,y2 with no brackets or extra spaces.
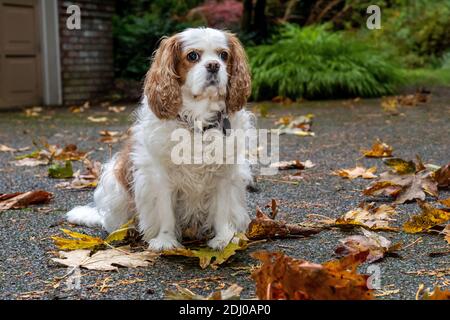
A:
225,32,252,113
144,35,182,119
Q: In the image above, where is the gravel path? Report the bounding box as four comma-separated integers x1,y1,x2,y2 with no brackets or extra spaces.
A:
0,87,449,300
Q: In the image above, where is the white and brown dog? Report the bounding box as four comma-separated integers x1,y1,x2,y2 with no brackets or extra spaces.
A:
67,28,254,251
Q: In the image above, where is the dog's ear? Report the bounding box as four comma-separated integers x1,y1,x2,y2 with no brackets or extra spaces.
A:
225,32,252,114
144,35,182,119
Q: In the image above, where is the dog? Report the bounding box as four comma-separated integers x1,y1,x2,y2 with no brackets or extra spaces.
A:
66,27,254,251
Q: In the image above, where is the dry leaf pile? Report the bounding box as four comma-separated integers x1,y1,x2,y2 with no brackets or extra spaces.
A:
274,114,315,136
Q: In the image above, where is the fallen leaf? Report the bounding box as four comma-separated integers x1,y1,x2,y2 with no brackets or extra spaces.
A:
333,203,399,231
418,286,450,300
402,201,450,233
364,158,438,204
52,219,136,250
55,159,101,189
0,190,53,212
24,106,43,117
270,160,314,170
108,106,126,113
0,144,30,153
48,161,74,179
52,246,158,271
87,116,108,123
333,166,377,179
381,97,399,115
165,284,242,300
13,158,49,167
433,163,450,188
69,101,90,113
246,207,321,240
443,225,450,244
383,158,416,174
361,140,393,158
335,228,401,263
439,197,450,208
99,130,124,144
275,114,314,136
251,251,373,300
52,229,105,250
13,142,87,164
162,234,248,269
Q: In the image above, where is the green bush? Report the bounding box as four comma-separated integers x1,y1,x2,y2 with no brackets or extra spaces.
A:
113,0,203,80
248,24,405,100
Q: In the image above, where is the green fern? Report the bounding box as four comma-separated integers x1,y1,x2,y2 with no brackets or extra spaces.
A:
247,24,405,100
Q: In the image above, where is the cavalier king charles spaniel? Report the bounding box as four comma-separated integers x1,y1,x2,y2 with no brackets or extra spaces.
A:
67,28,254,251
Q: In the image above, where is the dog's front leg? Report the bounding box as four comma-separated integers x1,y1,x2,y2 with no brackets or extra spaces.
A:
208,169,250,250
134,170,182,251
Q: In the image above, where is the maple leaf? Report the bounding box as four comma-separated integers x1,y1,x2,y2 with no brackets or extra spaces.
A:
0,190,53,212
364,158,438,204
165,284,242,300
52,219,136,250
333,166,377,179
162,234,248,269
246,205,322,240
334,203,399,231
433,162,450,188
251,251,373,300
361,140,393,158
335,229,401,263
417,286,450,300
402,201,450,233
52,246,158,271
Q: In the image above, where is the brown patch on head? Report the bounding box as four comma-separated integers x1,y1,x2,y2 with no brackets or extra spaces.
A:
144,35,183,119
225,32,252,114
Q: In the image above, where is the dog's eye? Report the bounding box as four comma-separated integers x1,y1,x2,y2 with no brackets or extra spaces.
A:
187,51,200,62
219,51,228,61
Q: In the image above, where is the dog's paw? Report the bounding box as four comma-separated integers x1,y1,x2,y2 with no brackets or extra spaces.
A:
207,232,234,251
148,236,183,252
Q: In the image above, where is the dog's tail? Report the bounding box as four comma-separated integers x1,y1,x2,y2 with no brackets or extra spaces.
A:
66,204,103,228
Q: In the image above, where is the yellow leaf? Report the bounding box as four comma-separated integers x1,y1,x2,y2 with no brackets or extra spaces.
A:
104,218,136,243
403,201,450,233
162,234,248,269
51,229,104,250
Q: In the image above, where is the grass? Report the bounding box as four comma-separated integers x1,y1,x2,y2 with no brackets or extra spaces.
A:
404,68,450,87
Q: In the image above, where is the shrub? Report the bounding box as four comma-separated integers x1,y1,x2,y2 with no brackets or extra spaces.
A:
113,0,203,80
248,24,405,100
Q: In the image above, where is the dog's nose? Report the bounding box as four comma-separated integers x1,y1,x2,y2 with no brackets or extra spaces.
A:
205,61,220,73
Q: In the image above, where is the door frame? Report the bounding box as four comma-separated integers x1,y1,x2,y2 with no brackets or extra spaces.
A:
39,0,62,106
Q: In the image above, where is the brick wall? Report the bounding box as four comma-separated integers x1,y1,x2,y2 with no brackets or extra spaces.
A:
59,0,114,105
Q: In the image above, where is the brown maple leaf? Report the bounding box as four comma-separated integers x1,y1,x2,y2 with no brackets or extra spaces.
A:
251,251,373,300
246,202,322,240
361,140,393,158
335,229,401,263
364,158,438,204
